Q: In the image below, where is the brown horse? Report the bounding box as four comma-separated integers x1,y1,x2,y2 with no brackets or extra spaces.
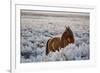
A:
46,26,75,55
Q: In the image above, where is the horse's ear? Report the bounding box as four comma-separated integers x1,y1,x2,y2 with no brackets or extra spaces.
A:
65,26,68,30
68,26,70,29
68,26,71,30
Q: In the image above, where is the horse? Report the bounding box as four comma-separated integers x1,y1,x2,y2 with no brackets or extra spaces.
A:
46,26,75,55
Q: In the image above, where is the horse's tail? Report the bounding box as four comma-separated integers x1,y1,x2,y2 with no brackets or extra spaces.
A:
46,39,50,55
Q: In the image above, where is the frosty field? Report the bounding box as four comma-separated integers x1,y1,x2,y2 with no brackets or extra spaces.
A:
20,10,90,63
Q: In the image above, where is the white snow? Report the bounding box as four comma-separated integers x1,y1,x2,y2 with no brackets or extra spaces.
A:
20,10,90,63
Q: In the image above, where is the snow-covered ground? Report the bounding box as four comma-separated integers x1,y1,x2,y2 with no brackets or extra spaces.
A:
20,10,90,63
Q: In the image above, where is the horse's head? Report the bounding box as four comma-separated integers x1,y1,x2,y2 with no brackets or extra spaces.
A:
66,26,75,43
62,26,75,44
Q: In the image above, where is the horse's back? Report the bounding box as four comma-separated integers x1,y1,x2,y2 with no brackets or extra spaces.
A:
47,37,61,52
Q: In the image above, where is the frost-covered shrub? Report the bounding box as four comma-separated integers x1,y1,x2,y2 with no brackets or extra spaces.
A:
20,27,90,62
46,43,89,61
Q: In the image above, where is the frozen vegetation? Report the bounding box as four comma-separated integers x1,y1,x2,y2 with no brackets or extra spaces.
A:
20,10,90,63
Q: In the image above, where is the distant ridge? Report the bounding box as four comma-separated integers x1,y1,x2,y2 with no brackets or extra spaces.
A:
21,9,89,17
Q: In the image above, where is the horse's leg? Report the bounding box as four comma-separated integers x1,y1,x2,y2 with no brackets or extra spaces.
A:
51,49,56,52
57,48,59,51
